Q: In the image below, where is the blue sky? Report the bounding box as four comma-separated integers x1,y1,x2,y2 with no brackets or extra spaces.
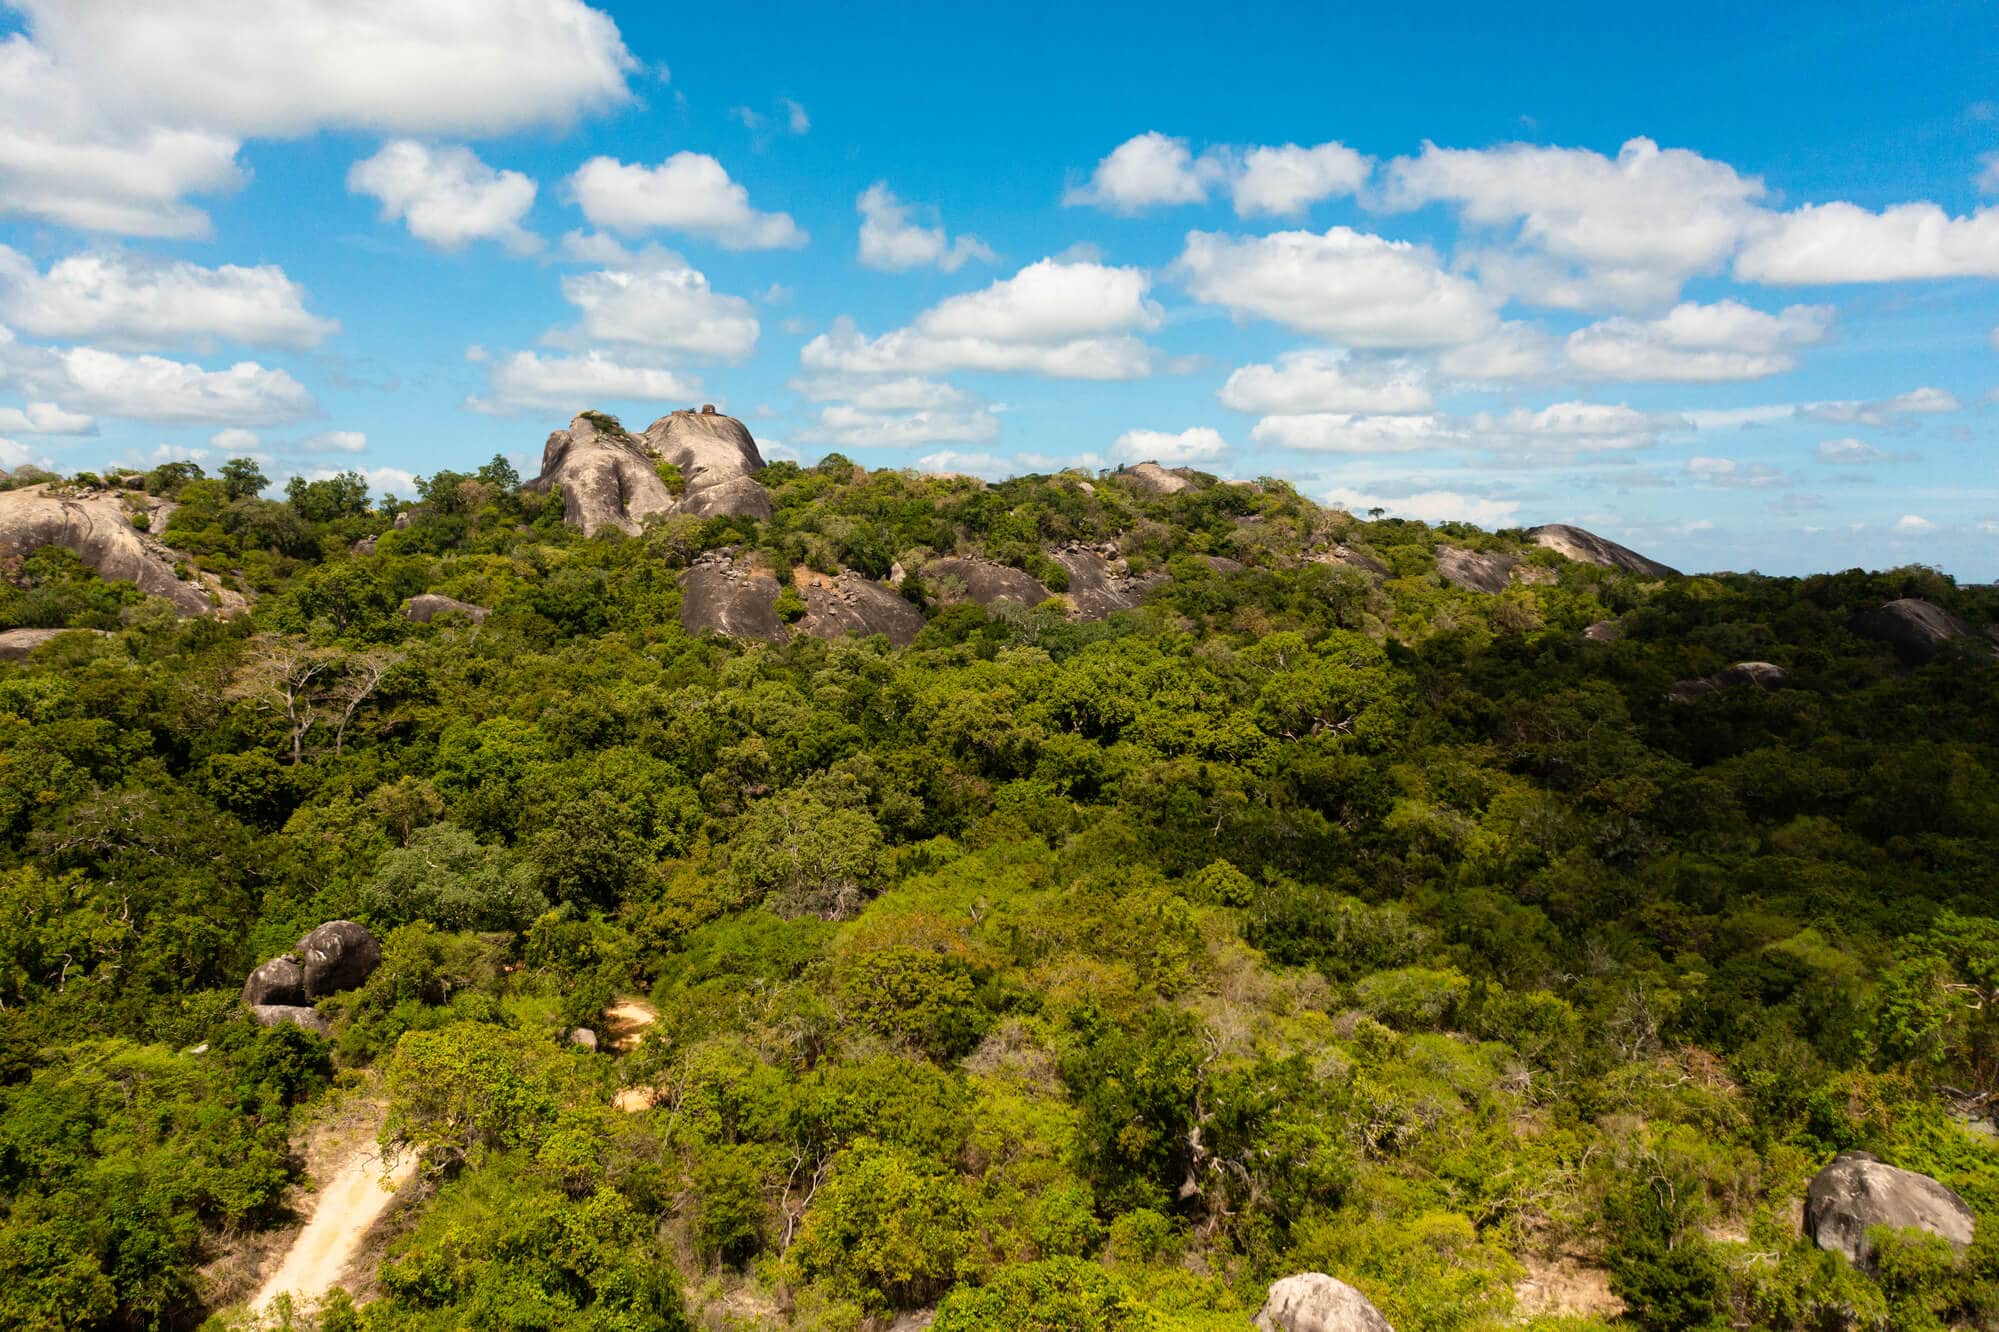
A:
2,1,1998,577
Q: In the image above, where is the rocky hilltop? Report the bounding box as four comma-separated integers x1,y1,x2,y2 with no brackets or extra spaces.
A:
0,483,244,617
528,406,771,536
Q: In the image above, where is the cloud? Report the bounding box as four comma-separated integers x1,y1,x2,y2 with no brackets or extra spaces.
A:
1231,142,1371,217
1065,132,1368,216
1064,132,1222,213
1816,437,1898,464
349,141,539,253
913,450,1016,478
1735,202,1999,283
856,184,995,272
0,1,632,238
0,246,337,351
801,402,1001,449
567,152,807,249
1803,385,1961,428
466,349,701,414
800,259,1160,379
1323,484,1521,526
1684,455,1789,487
1566,300,1833,381
1381,136,1768,309
793,373,1002,449
210,428,260,452
1219,350,1432,414
1981,154,1999,195
8,345,318,425
780,99,811,135
1174,227,1497,348
1895,513,1935,532
15,0,635,138
0,35,244,237
0,401,95,435
299,430,367,453
1110,426,1229,464
1437,322,1562,383
1250,413,1462,453
1471,401,1689,454
553,252,760,360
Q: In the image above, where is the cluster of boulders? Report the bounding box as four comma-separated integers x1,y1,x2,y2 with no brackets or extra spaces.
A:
1668,660,1792,703
240,920,383,1035
529,407,771,537
1246,1153,1976,1332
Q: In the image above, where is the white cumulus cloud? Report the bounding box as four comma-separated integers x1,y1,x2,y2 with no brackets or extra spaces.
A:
0,246,337,351
856,184,994,273
0,401,95,435
1110,427,1229,464
567,152,806,250
1066,132,1368,217
1220,350,1432,415
553,252,760,360
1323,485,1521,526
1567,300,1832,381
1251,413,1462,453
801,259,1160,380
1736,202,1999,283
1381,136,1768,310
1174,227,1497,348
349,141,539,253
466,349,700,415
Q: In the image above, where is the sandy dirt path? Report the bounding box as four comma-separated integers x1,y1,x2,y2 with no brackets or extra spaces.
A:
252,1130,416,1313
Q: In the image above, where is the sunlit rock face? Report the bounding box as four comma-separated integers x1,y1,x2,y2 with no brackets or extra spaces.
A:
0,483,246,616
531,407,771,536
1529,523,1679,579
1805,1151,1976,1270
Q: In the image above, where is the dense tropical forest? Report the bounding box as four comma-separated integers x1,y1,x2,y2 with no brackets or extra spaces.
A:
0,439,1995,1332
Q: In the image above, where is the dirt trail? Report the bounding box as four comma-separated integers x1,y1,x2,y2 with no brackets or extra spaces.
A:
252,1120,416,1314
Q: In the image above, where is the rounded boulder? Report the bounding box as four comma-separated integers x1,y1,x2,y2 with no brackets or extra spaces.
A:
241,953,306,1007
1805,1151,1976,1269
1255,1273,1394,1332
295,920,383,998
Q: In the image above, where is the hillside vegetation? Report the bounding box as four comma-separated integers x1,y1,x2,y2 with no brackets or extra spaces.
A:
1,444,1996,1331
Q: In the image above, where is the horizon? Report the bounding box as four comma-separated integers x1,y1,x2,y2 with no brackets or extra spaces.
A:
4,1,1999,579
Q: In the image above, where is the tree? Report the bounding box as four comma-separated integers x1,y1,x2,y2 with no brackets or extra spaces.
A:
219,456,268,499
225,635,336,764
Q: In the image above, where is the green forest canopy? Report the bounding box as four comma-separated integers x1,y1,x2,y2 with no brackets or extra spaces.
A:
1,453,1996,1331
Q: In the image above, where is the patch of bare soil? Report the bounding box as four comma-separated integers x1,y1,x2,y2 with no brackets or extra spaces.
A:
604,995,658,1053
247,1091,417,1314
1513,1250,1625,1321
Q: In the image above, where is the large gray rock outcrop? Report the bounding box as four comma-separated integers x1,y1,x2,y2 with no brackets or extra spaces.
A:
242,954,307,1007
1530,524,1679,578
529,407,770,536
1805,1151,1976,1269
295,921,382,998
1051,544,1166,619
1668,661,1791,703
1255,1273,1394,1331
249,1004,333,1037
1112,461,1194,496
0,627,112,660
1436,546,1553,594
403,593,489,624
0,484,246,617
796,570,925,647
1307,545,1388,578
680,557,784,641
923,557,1050,608
644,408,773,520
1848,599,1993,665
